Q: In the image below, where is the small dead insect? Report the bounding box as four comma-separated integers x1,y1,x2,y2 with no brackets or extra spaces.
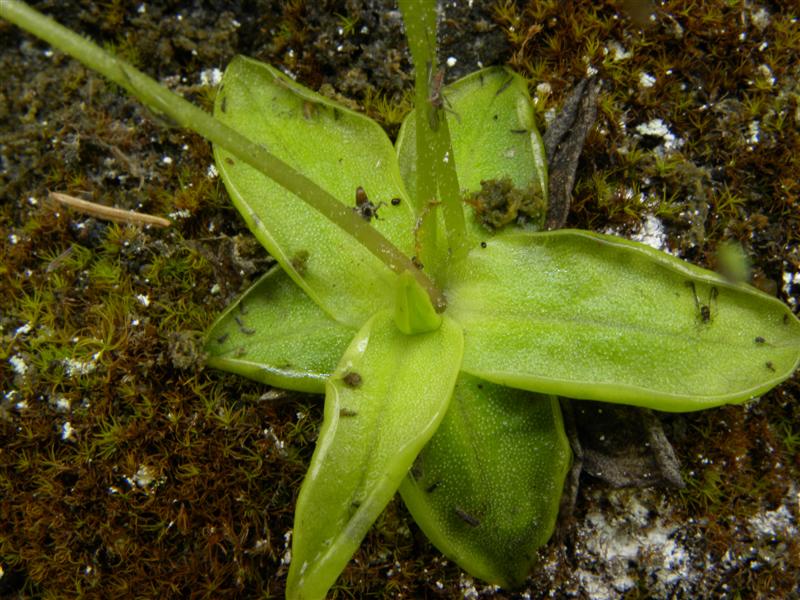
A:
509,128,528,134
216,332,229,344
302,100,317,120
480,241,487,249
765,361,776,372
339,407,358,417
686,281,718,324
234,315,256,335
234,346,247,358
494,75,514,97
390,197,401,206
353,186,385,222
259,389,286,402
425,481,440,493
342,371,363,388
45,246,74,273
291,250,310,275
225,157,235,166
425,63,459,129
454,507,480,527
755,336,766,344
411,256,424,270
410,456,424,480
220,96,227,113
428,65,446,110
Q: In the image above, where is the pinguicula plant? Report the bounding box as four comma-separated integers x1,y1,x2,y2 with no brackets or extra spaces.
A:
3,1,800,598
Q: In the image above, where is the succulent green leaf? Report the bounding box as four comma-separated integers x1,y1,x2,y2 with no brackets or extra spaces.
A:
394,270,443,334
287,310,463,600
399,375,570,589
204,267,355,393
396,67,547,244
214,56,416,326
449,230,800,411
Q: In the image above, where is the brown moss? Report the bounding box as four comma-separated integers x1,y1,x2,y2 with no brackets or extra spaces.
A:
1,0,798,598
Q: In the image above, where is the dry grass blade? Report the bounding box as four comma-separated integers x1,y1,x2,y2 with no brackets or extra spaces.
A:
49,191,172,227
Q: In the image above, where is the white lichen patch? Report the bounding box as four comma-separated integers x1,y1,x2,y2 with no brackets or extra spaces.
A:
385,560,402,577
61,421,75,441
606,40,632,61
748,503,797,541
544,107,557,127
747,120,761,146
133,464,156,487
457,573,501,599
459,574,479,599
125,464,166,492
14,322,32,336
638,72,656,89
280,530,293,566
199,67,223,87
9,354,28,376
712,485,799,583
569,489,698,599
755,63,775,87
168,209,192,220
750,6,771,31
634,118,683,153
52,396,71,412
263,426,288,457
783,271,798,307
63,355,98,377
534,81,552,107
605,209,670,253
630,214,668,251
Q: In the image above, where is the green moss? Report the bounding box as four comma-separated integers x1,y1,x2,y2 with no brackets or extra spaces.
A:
360,87,413,135
464,177,546,230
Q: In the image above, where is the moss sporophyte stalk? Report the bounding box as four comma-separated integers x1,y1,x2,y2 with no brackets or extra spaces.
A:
2,1,800,598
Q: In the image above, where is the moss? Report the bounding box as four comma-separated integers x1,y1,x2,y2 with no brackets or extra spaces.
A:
1,0,798,598
464,177,546,230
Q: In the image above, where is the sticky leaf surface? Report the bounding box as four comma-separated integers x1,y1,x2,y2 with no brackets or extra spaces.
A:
204,267,355,393
399,375,570,588
449,230,800,411
215,56,415,326
287,310,463,600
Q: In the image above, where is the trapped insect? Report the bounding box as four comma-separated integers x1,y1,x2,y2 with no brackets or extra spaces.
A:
353,186,384,222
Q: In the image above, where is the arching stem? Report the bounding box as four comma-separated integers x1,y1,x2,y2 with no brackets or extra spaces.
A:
0,0,446,311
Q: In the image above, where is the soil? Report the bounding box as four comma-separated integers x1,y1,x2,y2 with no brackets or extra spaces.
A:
1,1,798,599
